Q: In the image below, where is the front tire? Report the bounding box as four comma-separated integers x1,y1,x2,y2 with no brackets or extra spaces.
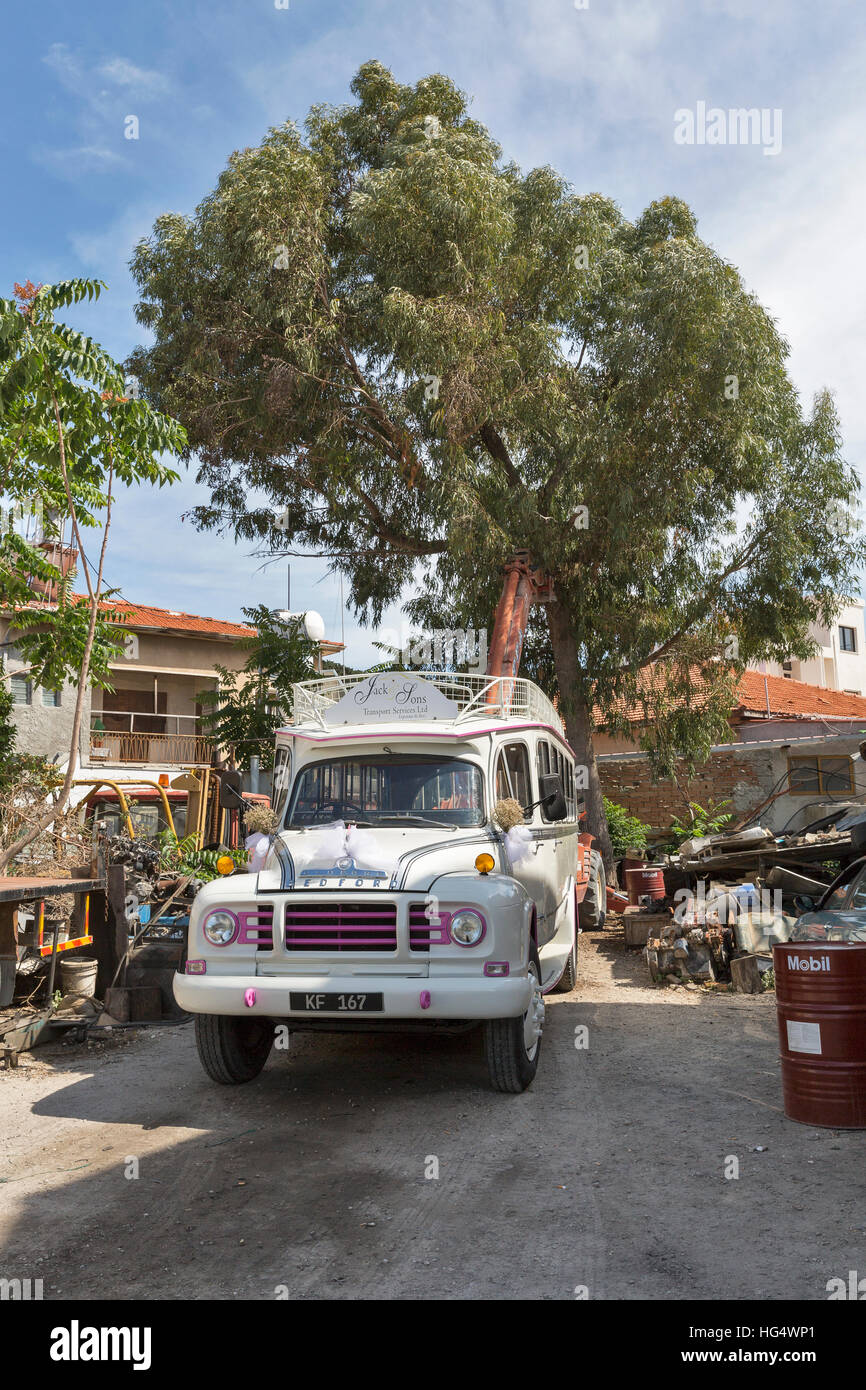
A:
578,850,607,930
194,1013,274,1084
485,945,544,1093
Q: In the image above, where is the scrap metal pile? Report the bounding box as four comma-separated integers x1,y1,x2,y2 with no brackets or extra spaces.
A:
626,804,866,989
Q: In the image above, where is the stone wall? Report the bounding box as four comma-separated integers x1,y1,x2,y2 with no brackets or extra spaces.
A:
598,736,866,836
597,747,774,830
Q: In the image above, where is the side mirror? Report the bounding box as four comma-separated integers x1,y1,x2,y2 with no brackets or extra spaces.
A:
216,769,244,809
538,773,567,822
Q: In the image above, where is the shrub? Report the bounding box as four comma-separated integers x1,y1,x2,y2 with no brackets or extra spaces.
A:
604,798,650,859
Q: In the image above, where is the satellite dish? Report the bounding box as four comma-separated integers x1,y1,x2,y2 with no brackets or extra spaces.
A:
301,611,326,642
272,609,326,642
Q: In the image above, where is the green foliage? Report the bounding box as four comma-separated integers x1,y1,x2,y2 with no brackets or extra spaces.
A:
0,753,67,863
0,750,63,797
603,797,650,859
158,831,248,881
0,278,185,692
128,62,866,811
0,684,16,766
196,605,317,770
668,799,734,847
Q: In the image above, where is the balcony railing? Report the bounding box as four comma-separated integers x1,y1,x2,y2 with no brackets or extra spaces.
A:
89,711,214,766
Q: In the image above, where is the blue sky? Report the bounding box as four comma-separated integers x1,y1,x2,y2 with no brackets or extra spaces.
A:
3,0,865,663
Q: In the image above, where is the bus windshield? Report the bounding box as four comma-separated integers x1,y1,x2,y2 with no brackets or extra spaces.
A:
287,755,485,828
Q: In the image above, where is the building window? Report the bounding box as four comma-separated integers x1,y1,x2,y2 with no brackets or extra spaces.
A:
10,674,32,705
839,626,857,652
781,661,793,679
788,756,855,796
41,687,62,708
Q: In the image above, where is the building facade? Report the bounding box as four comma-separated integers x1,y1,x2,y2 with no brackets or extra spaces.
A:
751,599,866,695
3,598,346,782
597,670,866,840
1,602,254,774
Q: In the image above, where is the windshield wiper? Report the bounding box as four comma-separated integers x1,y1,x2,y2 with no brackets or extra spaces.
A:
375,814,458,829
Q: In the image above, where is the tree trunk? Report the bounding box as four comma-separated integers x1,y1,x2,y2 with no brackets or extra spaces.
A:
547,599,614,872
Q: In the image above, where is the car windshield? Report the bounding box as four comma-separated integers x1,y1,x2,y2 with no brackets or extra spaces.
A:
88,802,187,840
287,755,485,828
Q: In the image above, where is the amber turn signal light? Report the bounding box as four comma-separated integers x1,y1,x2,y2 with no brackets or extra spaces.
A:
216,855,235,876
475,852,495,875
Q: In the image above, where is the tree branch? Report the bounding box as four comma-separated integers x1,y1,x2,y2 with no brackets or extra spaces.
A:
478,421,526,494
622,534,764,674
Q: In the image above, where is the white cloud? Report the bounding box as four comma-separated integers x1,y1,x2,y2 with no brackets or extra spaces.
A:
98,57,169,95
37,43,172,183
34,144,127,177
44,44,169,101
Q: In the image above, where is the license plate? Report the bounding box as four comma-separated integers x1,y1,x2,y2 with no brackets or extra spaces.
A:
290,991,384,1013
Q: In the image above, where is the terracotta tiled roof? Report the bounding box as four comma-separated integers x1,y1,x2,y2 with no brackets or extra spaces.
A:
735,669,866,720
102,600,254,639
4,595,254,639
600,666,866,726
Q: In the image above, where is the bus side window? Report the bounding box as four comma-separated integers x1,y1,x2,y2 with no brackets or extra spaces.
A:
504,743,531,816
565,759,575,820
495,751,512,802
539,740,562,823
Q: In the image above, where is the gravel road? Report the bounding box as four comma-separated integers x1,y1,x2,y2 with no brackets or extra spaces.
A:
1,925,863,1300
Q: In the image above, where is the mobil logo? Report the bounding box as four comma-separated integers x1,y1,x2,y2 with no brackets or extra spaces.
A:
787,954,831,972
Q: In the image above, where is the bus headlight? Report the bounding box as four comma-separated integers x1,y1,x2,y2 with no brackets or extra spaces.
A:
449,909,486,947
203,910,239,946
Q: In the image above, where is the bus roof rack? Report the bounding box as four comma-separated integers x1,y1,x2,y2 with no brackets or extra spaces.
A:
289,671,563,733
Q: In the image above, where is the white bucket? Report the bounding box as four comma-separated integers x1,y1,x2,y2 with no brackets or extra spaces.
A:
59,957,98,1000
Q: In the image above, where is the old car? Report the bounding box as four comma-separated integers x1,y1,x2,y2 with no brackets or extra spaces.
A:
175,672,603,1092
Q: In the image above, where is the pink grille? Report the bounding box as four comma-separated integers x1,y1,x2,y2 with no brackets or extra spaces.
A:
237,907,274,951
284,902,397,952
409,903,450,952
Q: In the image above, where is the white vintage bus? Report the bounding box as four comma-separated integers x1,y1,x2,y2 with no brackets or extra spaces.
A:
174,672,606,1092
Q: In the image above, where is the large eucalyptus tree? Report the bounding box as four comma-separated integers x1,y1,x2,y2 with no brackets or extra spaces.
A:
129,62,862,860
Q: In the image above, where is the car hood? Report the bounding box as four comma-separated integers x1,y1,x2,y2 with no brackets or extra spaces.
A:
792,909,866,941
255,823,501,894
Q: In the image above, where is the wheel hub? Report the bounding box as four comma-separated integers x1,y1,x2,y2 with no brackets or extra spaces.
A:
523,968,545,1059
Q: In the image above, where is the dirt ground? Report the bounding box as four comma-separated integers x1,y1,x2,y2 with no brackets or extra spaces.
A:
1,923,863,1301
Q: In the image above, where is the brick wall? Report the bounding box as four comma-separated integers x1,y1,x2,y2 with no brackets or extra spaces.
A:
597,746,775,831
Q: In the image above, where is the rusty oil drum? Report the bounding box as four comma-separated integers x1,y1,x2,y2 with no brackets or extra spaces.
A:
625,865,666,906
773,942,866,1129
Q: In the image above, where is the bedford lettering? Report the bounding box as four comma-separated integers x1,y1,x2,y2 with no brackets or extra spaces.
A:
49,1322,152,1371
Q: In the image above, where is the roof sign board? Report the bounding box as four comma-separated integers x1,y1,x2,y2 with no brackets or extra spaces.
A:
323,673,459,725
